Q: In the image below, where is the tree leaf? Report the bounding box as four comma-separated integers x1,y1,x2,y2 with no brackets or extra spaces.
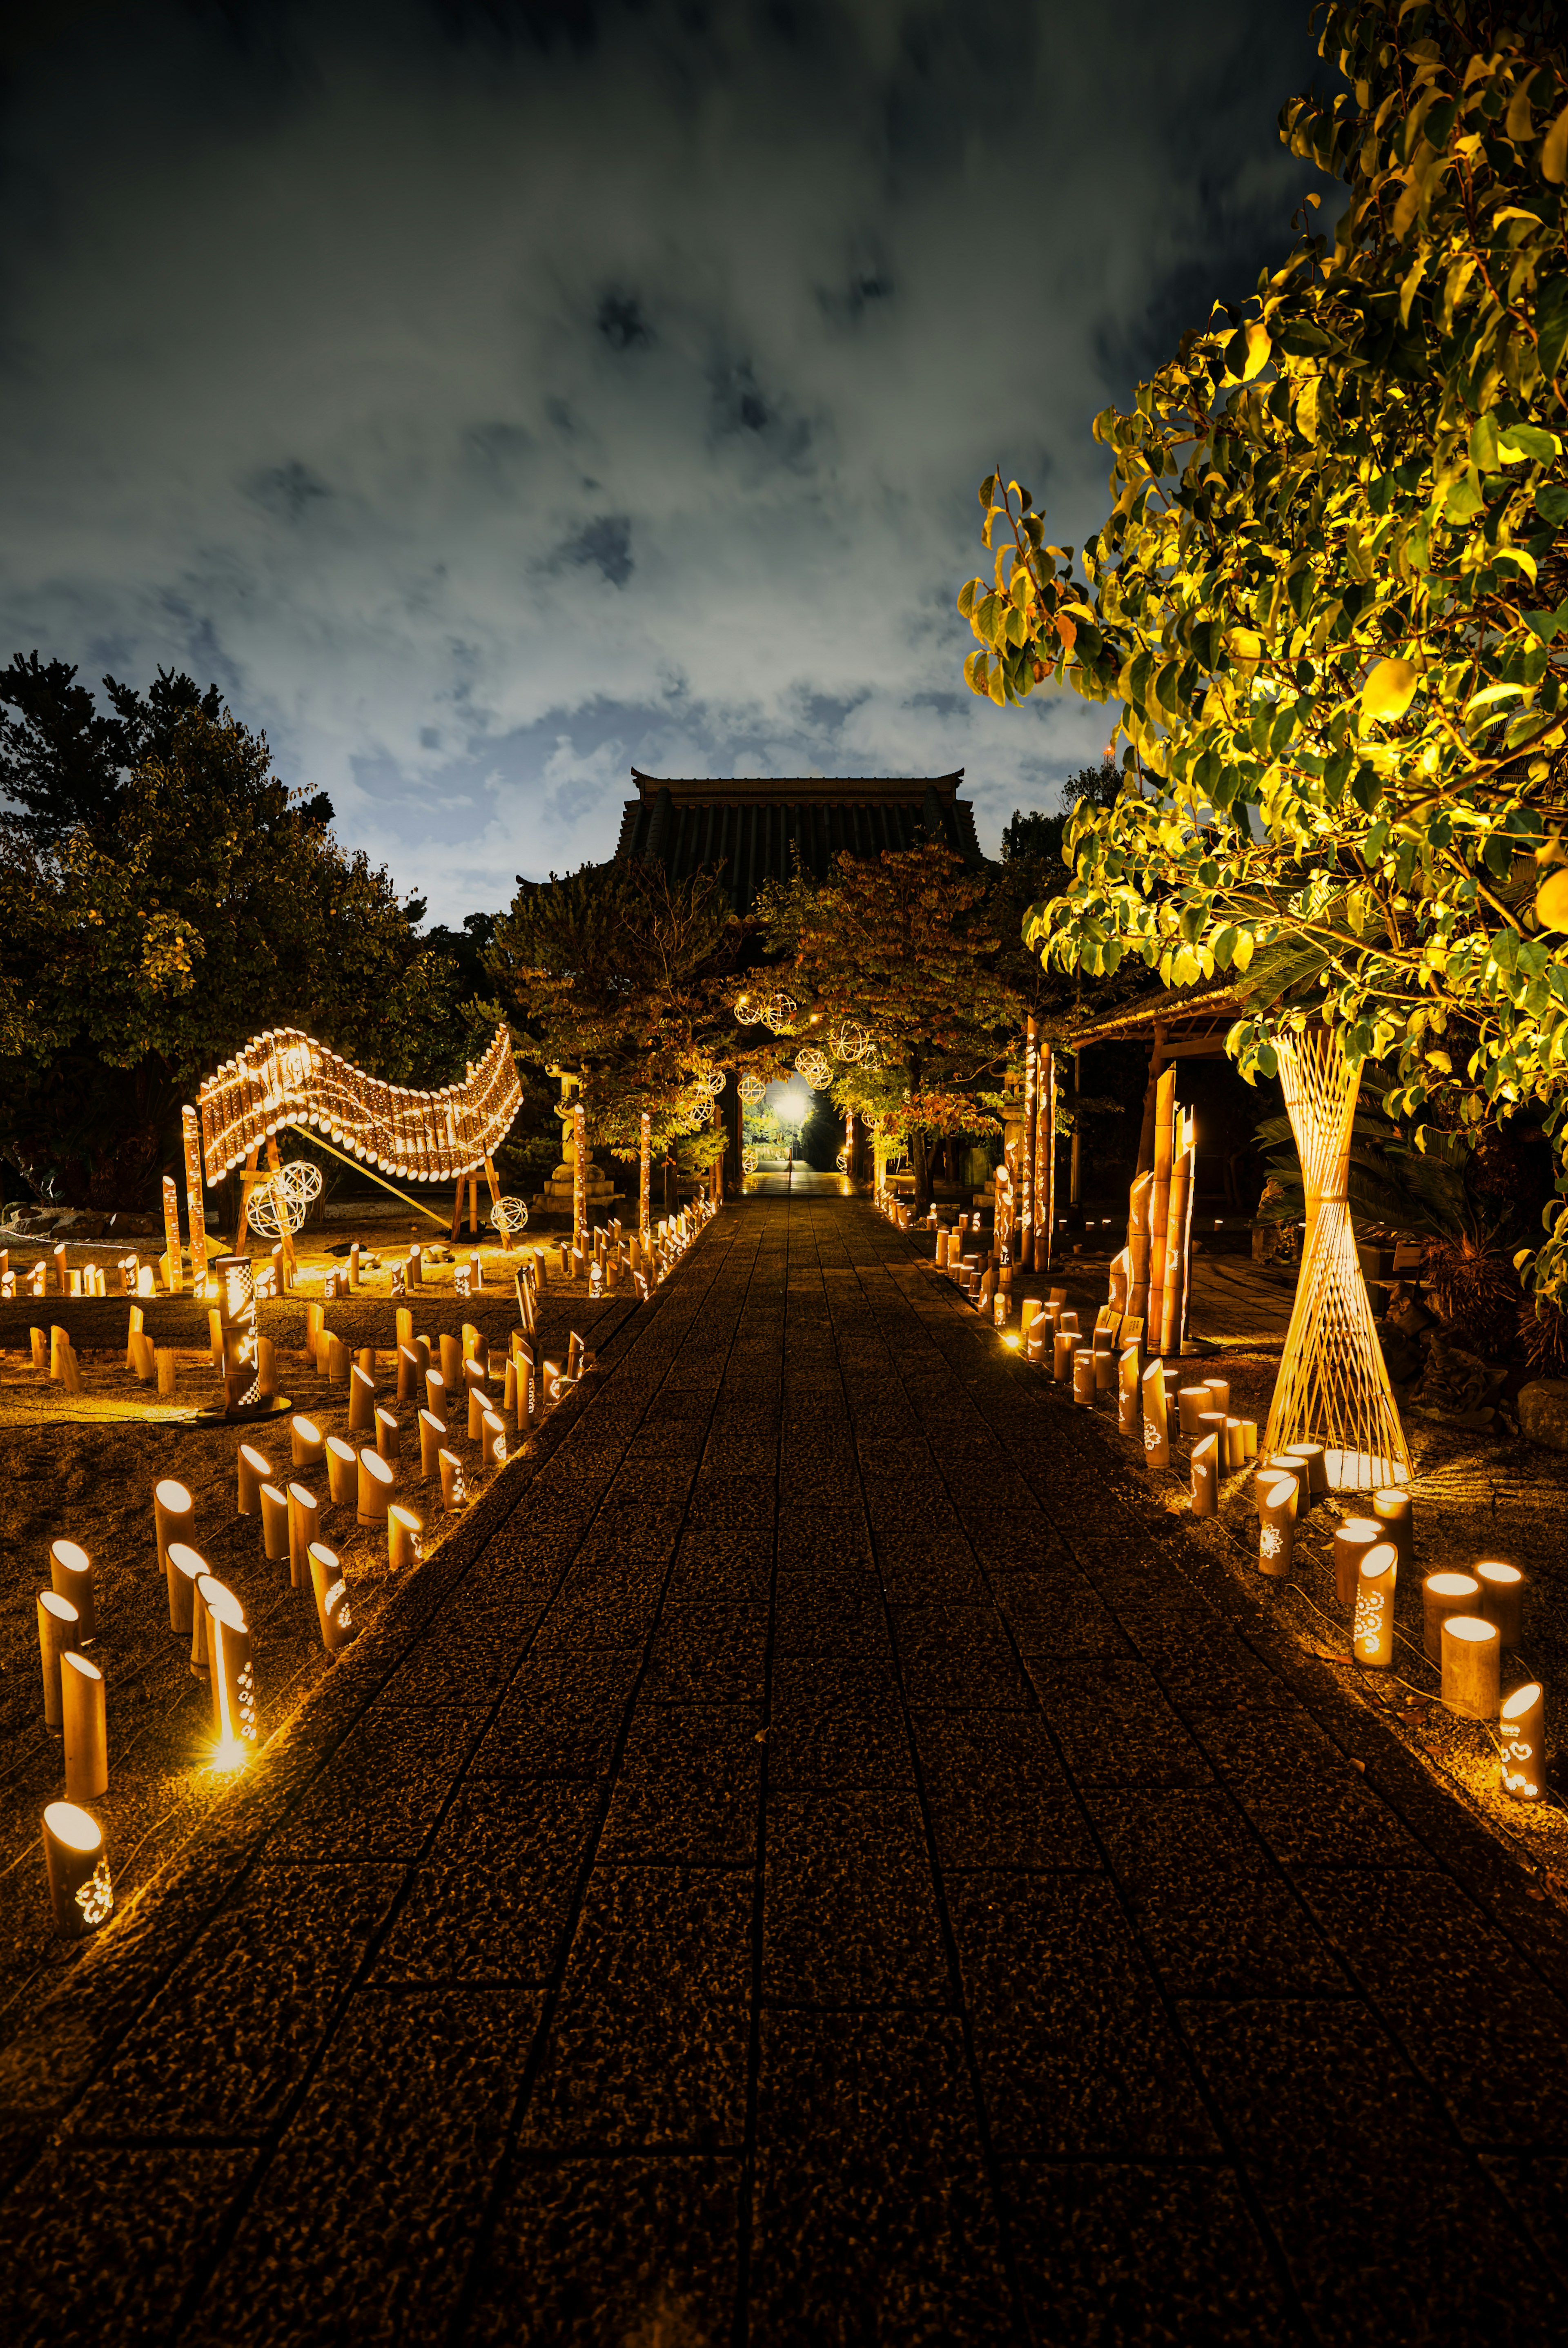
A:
1537,276,1568,379
1242,321,1272,380
1543,102,1568,184
1361,658,1419,726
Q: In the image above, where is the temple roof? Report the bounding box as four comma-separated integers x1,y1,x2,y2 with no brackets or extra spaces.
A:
615,767,984,916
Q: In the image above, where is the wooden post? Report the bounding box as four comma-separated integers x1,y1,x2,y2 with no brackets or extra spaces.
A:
1145,1068,1176,1357
182,1106,209,1293
161,1175,183,1294
1020,1015,1037,1271
573,1102,587,1258
484,1155,510,1249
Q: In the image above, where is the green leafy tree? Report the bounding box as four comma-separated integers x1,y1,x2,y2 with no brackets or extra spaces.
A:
958,0,1568,1294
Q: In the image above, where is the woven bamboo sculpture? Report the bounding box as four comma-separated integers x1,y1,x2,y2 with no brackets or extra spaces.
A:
1264,1026,1412,1490
1108,1067,1195,1356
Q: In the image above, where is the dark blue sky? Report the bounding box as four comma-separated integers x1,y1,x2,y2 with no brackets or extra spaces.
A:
0,0,1335,919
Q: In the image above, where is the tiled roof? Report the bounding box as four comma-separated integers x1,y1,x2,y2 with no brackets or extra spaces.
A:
615,769,983,916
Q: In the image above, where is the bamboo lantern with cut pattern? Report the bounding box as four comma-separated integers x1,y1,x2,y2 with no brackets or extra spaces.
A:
201,1577,257,1755
1501,1683,1546,1802
1257,1471,1298,1577
439,1448,466,1510
419,1408,445,1480
1118,1345,1140,1435
1071,1347,1095,1407
1190,1433,1219,1517
1352,1543,1398,1667
1333,1517,1381,1606
1441,1614,1499,1720
1141,1359,1170,1468
388,1506,422,1572
42,1803,113,1940
1263,1028,1411,1488
1160,1123,1196,1355
308,1544,358,1657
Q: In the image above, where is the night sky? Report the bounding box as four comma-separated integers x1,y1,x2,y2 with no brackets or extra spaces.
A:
1,1,1334,922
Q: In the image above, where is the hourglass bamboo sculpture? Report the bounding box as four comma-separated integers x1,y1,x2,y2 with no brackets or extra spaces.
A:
1264,1026,1411,1491
1108,1067,1195,1357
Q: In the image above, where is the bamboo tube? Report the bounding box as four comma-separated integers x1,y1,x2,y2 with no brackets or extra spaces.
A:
1352,1543,1399,1668
326,1334,348,1385
50,1539,96,1644
1127,1171,1154,1328
1423,1572,1481,1664
129,1330,154,1382
1441,1615,1500,1720
236,1443,272,1516
440,1333,462,1388
307,1542,357,1656
1053,1329,1076,1382
62,1653,107,1801
467,1380,488,1439
49,1324,66,1380
1160,1142,1194,1356
439,1448,466,1510
348,1365,375,1432
209,1307,223,1369
1241,1420,1258,1458
291,1413,325,1468
375,1406,400,1461
1176,1386,1208,1437
1203,1378,1231,1418
1141,1360,1170,1468
201,1577,257,1753
1093,1341,1116,1392
30,1325,47,1372
541,1358,561,1405
396,1345,419,1402
503,1358,518,1415
419,1407,445,1480
1333,1517,1381,1606
1223,1417,1245,1468
256,1335,276,1401
1058,1309,1079,1335
348,1243,361,1291
259,1482,290,1564
1071,1348,1095,1408
287,1482,319,1591
1107,1248,1129,1313
356,1344,374,1377
156,1346,178,1397
38,1591,80,1728
1198,1412,1227,1469
167,1542,207,1646
1288,1441,1328,1498
358,1448,394,1527
425,1367,448,1421
414,1335,431,1382
1501,1683,1546,1802
54,1241,68,1294
388,1505,422,1572
1257,1471,1298,1576
42,1802,112,1940
481,1410,508,1466
1190,1433,1219,1517
154,1478,194,1577
1118,1345,1140,1436
1145,1068,1177,1347
305,1301,324,1359
1372,1487,1413,1571
325,1437,356,1506
1475,1561,1525,1649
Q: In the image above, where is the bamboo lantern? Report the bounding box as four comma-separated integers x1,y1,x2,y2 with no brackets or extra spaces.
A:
388,1505,422,1572
62,1653,107,1801
439,1334,462,1389
1093,1339,1116,1393
356,1343,375,1378
1141,1360,1170,1468
503,1358,518,1415
167,1542,207,1647
439,1448,466,1510
1204,1377,1231,1417
307,1543,357,1657
481,1410,508,1467
1053,1328,1076,1382
1423,1572,1481,1664
30,1325,47,1371
236,1443,272,1516
200,1577,257,1755
1289,1441,1328,1499
1475,1561,1525,1649
396,1345,419,1402
160,1175,183,1291
256,1336,277,1402
425,1366,448,1422
395,1305,413,1351
1501,1682,1546,1803
1019,1298,1041,1345
325,1436,356,1507
259,1483,290,1564
1058,1309,1079,1336
1198,1410,1228,1461
1145,1068,1177,1351
348,1242,361,1291
305,1301,324,1359
1441,1615,1499,1720
408,1245,423,1289
49,1323,66,1380
1257,1471,1298,1576
326,1334,348,1385
419,1408,445,1480
1177,1387,1209,1437
42,1802,113,1940
130,1332,156,1383
935,1230,949,1269
1071,1348,1096,1408
154,1478,195,1579
1372,1486,1413,1568
38,1591,80,1728
1223,1416,1245,1468
1108,1248,1129,1313
52,1245,67,1292
357,1448,394,1527
156,1346,177,1398
1190,1433,1219,1517
1118,1346,1141,1435
1333,1517,1381,1606
287,1482,319,1590
1263,1028,1412,1488
348,1366,375,1432
1241,1420,1258,1457
1161,1125,1196,1357
375,1406,400,1461
50,1539,96,1644
291,1413,325,1468
414,1334,432,1382
1127,1170,1154,1330
1352,1543,1399,1667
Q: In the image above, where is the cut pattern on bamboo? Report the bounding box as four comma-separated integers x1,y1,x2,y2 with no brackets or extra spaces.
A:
1264,1027,1412,1491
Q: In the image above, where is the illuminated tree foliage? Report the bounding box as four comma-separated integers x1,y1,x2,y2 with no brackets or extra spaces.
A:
958,0,1568,1292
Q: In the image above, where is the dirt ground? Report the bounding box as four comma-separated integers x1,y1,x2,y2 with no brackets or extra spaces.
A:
0,1203,625,2053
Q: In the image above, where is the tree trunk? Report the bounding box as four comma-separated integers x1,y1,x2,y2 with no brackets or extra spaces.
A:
911,1127,932,1217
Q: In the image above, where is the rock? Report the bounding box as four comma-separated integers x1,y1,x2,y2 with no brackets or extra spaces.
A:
1518,1379,1568,1452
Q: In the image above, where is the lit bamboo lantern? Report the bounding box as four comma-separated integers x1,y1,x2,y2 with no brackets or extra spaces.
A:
1241,1419,1258,1457
287,1481,319,1590
388,1504,422,1572
156,1346,178,1397
1501,1682,1546,1802
1198,1410,1227,1462
414,1335,431,1382
54,1241,68,1294
541,1357,562,1405
1176,1386,1208,1437
396,1345,419,1403
358,1447,394,1527
1203,1377,1231,1418
154,1478,195,1578
1052,1328,1076,1381
1093,1341,1116,1392
30,1325,47,1370
503,1357,518,1415
356,1344,374,1378
935,1230,950,1268
307,1542,357,1656
1058,1309,1079,1336
348,1365,375,1432
236,1443,272,1516
408,1245,423,1288
208,1305,224,1369
1117,1346,1140,1435
50,1539,96,1644
256,1336,277,1401
62,1652,107,1801
425,1367,447,1420
1289,1441,1328,1498
1441,1614,1500,1721
259,1482,290,1564
42,1802,113,1940
326,1334,348,1385
375,1406,400,1461
305,1301,324,1359
200,1577,257,1754
1257,1471,1298,1576
440,1334,462,1388
165,1542,208,1651
325,1436,356,1506
1190,1433,1219,1517
291,1413,325,1468
1352,1543,1399,1667
49,1323,67,1380
481,1410,508,1467
1141,1360,1170,1468
1260,1455,1305,1516
439,1448,466,1510
1372,1487,1413,1570
1333,1517,1381,1605
37,1591,80,1728
1019,1298,1041,1344
1222,1417,1244,1468
348,1242,361,1290
419,1407,445,1480
1423,1571,1481,1664
1475,1561,1525,1649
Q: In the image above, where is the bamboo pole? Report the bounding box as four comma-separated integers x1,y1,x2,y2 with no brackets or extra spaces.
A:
1145,1068,1177,1354
1020,1015,1037,1271
182,1106,208,1294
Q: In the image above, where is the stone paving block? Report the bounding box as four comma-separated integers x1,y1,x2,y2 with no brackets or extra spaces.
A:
1032,1657,1218,1790
665,1530,775,1604
751,2011,1016,2346
1224,1762,1440,1872
773,1567,891,1657
373,1785,599,1985
686,1473,778,1529
601,1704,763,1865
1002,2161,1295,2346
763,1789,948,2005
963,1511,1067,1573
777,1503,873,1566
1479,2156,1568,2294
768,1653,912,1791
911,1710,1100,1871
991,1571,1136,1659
950,1874,1217,2158
888,1603,1033,1709
283,1709,481,1858
462,2154,743,2345
642,1605,769,1705
875,1547,990,1605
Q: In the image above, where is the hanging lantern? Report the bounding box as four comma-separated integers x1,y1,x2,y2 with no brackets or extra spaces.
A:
737,1072,766,1107
795,1046,832,1089
828,1018,872,1063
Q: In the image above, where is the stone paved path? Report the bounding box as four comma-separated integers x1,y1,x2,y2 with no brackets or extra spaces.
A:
4,1193,1568,2344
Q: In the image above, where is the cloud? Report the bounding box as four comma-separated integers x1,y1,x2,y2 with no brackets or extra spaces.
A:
0,0,1336,920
